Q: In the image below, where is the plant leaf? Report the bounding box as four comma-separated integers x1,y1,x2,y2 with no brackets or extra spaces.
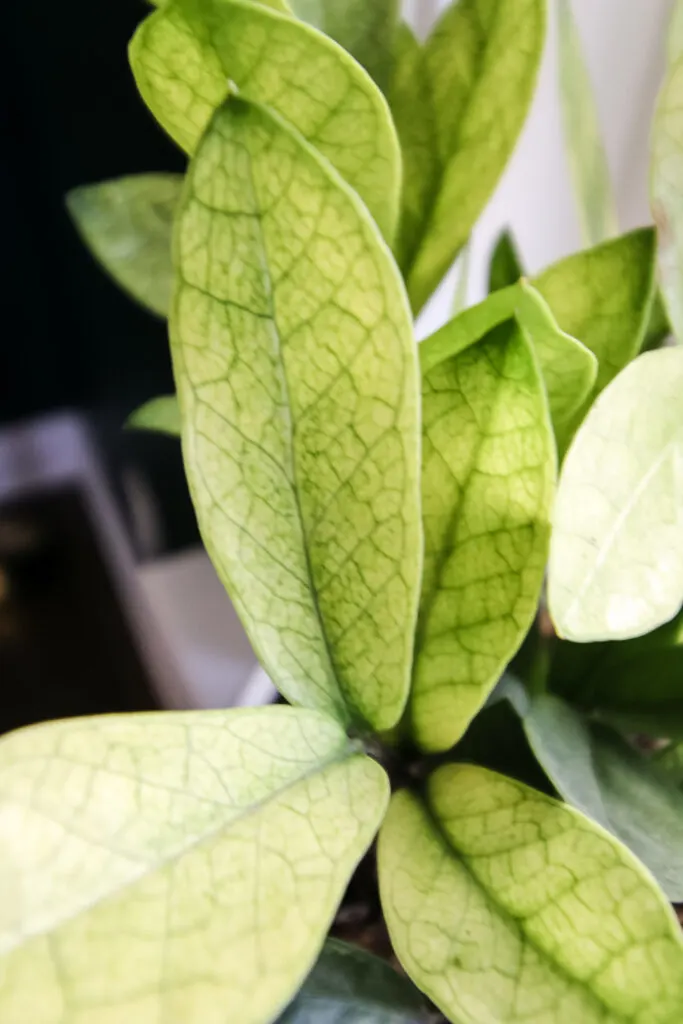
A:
406,0,546,314
533,229,657,395
488,229,523,293
387,24,439,275
278,939,427,1024
410,320,555,752
171,96,421,730
549,346,683,642
289,0,399,92
130,0,400,241
658,741,683,786
642,290,672,352
419,281,597,443
66,173,181,317
451,240,472,315
128,394,181,435
379,767,683,1024
522,693,683,901
557,0,618,246
652,50,683,343
0,707,388,1024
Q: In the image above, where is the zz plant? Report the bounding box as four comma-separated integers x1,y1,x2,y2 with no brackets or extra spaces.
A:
3,1,683,1022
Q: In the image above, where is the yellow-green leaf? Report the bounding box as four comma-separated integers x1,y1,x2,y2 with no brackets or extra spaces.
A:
171,96,421,730
379,766,683,1024
130,0,400,240
388,23,439,274
128,394,181,435
289,0,399,92
549,347,683,642
0,707,389,1024
557,0,618,246
652,48,683,343
66,173,182,317
410,320,555,752
406,0,546,314
533,229,657,395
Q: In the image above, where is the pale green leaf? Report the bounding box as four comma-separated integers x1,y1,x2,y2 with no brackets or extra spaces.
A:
130,0,400,240
171,96,421,730
66,173,181,317
557,0,618,246
279,939,427,1024
549,346,683,642
128,394,181,435
0,707,389,1024
533,229,657,395
488,229,523,293
289,0,399,91
451,240,472,315
652,51,683,343
523,694,683,901
410,320,555,752
379,767,683,1024
406,0,546,314
669,0,683,66
419,281,597,443
387,24,439,274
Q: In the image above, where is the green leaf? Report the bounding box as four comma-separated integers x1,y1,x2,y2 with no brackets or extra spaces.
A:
279,939,427,1024
652,51,683,343
171,96,421,730
130,0,401,241
419,281,597,443
405,0,546,314
533,229,657,395
669,1,683,66
550,611,683,736
410,319,555,752
642,290,672,352
451,240,472,315
557,0,618,246
387,24,439,274
522,694,683,901
379,766,683,1024
488,229,523,293
0,707,388,1024
549,346,683,642
658,741,683,786
66,173,181,317
289,0,399,92
128,394,181,435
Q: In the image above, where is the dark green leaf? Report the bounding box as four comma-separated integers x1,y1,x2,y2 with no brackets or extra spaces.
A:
488,229,524,293
279,940,427,1024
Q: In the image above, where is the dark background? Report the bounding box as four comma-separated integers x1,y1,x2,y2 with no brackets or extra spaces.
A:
2,0,198,552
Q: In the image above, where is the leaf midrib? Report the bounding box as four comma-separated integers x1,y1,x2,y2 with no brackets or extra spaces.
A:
0,732,363,957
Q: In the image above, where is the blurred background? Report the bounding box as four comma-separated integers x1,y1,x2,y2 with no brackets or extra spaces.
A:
0,0,673,735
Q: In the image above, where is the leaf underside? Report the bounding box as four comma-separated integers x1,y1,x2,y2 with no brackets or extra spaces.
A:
0,708,389,1024
171,96,421,730
379,765,683,1024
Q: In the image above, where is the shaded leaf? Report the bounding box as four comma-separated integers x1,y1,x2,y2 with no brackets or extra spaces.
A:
658,741,683,786
171,96,421,730
642,290,672,352
289,0,399,92
549,347,683,642
66,173,181,317
488,229,523,293
652,50,683,342
0,708,388,1024
379,766,683,1024
406,0,546,314
410,320,555,752
533,228,657,395
128,394,181,435
130,0,401,240
388,24,440,274
523,694,683,901
557,0,618,246
451,240,472,314
279,939,426,1024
